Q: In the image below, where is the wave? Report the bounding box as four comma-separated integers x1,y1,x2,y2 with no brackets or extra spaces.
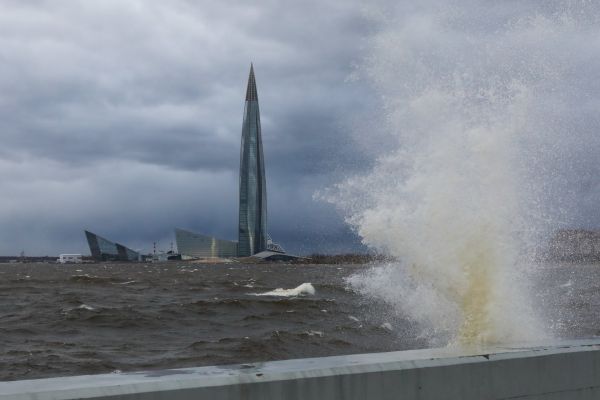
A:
252,283,315,297
319,1,583,346
189,296,324,306
68,275,123,284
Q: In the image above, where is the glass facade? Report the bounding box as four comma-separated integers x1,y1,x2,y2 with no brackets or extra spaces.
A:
238,64,268,257
85,230,140,261
170,65,280,259
175,228,238,258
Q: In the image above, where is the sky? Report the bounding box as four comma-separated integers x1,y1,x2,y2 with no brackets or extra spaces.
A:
0,1,598,256
0,0,377,256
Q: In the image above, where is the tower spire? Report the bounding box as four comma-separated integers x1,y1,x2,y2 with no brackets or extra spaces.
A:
239,63,267,256
245,63,258,101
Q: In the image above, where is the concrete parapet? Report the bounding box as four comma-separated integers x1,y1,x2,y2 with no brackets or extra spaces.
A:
1,339,600,399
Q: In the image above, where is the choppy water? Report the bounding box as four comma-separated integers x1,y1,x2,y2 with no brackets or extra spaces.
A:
1,261,599,381
0,262,418,381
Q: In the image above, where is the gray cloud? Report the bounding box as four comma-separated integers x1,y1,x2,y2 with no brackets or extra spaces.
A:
0,1,598,256
0,0,374,255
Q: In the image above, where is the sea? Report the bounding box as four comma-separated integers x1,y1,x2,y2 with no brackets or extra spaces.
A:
1,261,599,381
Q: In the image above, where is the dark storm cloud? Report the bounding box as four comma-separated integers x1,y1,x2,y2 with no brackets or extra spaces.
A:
0,1,598,256
0,0,373,255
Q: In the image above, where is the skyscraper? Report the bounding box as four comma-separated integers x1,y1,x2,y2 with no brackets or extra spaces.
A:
238,64,268,256
173,64,287,259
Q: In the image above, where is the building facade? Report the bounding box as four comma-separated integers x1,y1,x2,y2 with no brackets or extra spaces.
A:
238,64,268,256
85,230,140,261
174,65,282,259
174,228,238,258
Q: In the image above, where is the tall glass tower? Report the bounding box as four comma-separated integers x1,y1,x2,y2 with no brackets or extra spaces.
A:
238,64,268,256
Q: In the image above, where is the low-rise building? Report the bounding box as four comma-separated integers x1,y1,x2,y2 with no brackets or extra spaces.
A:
84,230,140,261
57,254,82,263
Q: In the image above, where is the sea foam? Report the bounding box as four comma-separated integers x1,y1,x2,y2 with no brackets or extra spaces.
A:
253,283,316,297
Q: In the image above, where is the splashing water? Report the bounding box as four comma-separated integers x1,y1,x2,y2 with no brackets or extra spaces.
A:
325,3,600,346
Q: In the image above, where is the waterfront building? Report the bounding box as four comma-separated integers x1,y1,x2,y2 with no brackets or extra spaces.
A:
174,228,238,258
85,230,140,261
57,254,82,264
175,65,284,258
238,64,268,257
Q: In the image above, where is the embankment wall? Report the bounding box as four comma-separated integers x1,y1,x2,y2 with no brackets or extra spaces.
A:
1,339,599,400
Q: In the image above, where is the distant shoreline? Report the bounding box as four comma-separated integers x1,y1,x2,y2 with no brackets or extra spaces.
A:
1,254,598,265
0,254,387,265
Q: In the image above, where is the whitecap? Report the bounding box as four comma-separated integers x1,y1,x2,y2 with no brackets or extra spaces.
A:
305,330,324,337
253,283,315,297
380,322,393,331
